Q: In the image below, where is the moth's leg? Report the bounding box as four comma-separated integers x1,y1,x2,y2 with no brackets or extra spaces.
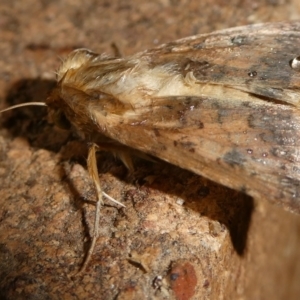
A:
114,150,134,172
75,142,153,274
77,143,102,274
76,143,127,275
111,42,123,58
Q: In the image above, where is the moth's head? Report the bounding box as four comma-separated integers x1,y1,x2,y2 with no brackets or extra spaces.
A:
49,49,100,130
46,49,98,131
46,87,72,130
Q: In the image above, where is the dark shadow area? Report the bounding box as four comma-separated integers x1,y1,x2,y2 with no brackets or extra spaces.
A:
125,158,254,256
1,78,254,260
1,77,93,249
1,78,71,153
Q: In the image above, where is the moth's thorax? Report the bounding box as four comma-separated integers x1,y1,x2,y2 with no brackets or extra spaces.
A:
56,48,177,104
56,48,252,114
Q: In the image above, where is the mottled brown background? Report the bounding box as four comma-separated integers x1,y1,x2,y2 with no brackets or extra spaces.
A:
0,0,300,299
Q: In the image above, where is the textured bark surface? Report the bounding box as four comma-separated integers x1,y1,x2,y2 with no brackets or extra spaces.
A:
0,1,300,299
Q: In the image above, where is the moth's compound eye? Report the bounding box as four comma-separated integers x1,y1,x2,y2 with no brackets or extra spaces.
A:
53,109,71,130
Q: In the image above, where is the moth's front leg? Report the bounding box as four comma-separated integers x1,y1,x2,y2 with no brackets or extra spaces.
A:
78,142,131,274
76,143,102,274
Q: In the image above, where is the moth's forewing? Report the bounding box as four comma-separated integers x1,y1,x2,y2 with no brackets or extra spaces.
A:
100,95,300,213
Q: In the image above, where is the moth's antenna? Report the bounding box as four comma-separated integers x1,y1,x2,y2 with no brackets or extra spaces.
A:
0,102,47,114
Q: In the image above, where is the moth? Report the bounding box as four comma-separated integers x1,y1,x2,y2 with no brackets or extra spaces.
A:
2,21,300,273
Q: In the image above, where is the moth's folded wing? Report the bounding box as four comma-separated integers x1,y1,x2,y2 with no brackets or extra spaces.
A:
99,95,300,214
147,21,300,106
